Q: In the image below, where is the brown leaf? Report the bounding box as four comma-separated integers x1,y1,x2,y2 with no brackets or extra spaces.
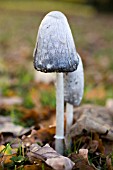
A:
36,126,55,143
24,165,40,170
0,154,16,165
71,105,113,140
28,143,59,162
28,143,75,170
22,130,43,147
88,140,99,153
0,145,5,153
0,132,15,145
0,122,30,136
93,133,105,154
79,149,88,161
69,153,96,170
46,156,74,170
22,126,55,147
24,164,52,170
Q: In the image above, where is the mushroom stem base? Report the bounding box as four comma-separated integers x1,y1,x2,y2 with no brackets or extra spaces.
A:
55,138,64,155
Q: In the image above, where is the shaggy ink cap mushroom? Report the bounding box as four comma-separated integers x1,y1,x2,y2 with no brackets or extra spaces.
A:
33,11,79,73
64,53,84,150
33,11,79,154
64,53,84,106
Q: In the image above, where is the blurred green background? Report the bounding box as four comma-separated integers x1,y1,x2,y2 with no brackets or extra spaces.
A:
0,0,113,110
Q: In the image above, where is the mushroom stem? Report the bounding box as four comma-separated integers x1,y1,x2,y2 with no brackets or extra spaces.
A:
66,103,73,133
65,103,73,150
55,72,64,154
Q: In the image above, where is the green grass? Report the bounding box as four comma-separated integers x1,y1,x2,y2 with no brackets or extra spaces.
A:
40,88,56,109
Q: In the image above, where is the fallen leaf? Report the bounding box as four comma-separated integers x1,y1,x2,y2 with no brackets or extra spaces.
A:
0,132,15,145
0,153,16,165
93,133,105,154
69,152,96,170
22,130,43,147
79,149,88,161
22,126,55,147
0,122,30,136
24,164,44,170
88,140,99,153
71,105,113,140
0,145,5,153
35,126,55,144
46,156,74,170
28,143,75,170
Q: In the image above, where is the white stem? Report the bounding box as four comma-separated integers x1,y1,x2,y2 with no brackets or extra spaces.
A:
65,103,73,150
66,103,73,133
55,73,64,155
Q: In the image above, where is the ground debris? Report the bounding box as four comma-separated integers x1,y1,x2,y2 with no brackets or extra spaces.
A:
70,104,113,140
28,143,75,170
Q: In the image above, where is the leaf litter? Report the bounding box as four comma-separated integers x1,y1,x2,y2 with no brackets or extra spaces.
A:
0,103,113,169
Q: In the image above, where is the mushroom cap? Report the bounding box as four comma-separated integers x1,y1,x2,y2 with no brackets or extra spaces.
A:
33,11,79,73
64,53,84,106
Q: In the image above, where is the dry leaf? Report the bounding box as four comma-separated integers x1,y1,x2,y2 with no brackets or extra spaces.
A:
69,152,96,170
71,105,113,140
24,165,40,170
28,143,75,170
46,156,74,170
70,114,113,140
22,130,43,147
0,132,15,145
79,149,88,161
88,140,99,153
28,143,59,161
0,154,16,165
93,133,105,154
73,104,113,125
22,126,55,147
35,126,55,143
0,122,30,136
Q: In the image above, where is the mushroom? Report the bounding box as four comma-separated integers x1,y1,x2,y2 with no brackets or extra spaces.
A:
33,11,79,154
64,53,84,149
